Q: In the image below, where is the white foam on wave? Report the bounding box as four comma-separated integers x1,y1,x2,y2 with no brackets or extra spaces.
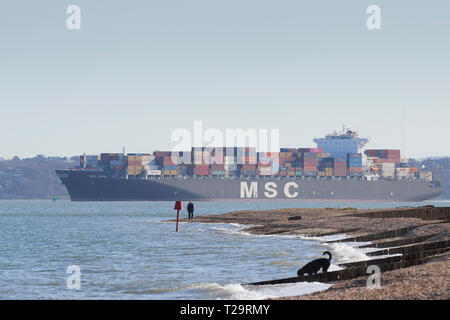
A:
209,224,301,239
340,241,372,248
323,242,369,263
327,263,344,271
200,282,332,300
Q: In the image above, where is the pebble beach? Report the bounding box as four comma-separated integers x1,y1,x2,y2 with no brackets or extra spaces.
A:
183,206,450,300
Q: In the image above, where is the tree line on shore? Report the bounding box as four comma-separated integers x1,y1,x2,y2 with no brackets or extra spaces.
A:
0,155,449,200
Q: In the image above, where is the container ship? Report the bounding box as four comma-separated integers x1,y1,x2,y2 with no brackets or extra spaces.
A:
56,128,442,201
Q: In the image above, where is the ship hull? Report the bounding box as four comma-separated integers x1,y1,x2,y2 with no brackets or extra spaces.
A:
56,170,442,202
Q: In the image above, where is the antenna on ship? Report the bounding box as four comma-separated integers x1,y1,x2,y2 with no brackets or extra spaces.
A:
402,105,405,158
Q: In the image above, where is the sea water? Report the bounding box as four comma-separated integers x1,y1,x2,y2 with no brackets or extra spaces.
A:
0,199,447,299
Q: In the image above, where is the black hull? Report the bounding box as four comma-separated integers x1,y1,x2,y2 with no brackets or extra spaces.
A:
56,170,442,202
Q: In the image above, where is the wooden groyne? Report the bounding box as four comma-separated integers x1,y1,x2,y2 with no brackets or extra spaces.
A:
365,240,450,257
349,206,450,221
357,234,438,249
247,240,450,286
190,205,450,289
327,225,423,243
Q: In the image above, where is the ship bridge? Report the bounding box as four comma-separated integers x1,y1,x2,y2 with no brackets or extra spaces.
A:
313,127,368,159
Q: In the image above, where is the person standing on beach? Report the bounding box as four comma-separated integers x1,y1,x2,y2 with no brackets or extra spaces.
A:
187,201,194,220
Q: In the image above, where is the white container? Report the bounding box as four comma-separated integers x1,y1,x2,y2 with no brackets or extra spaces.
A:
147,169,162,175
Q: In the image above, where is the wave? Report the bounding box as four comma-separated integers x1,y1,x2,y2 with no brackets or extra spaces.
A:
323,242,369,263
123,281,331,300
200,282,331,300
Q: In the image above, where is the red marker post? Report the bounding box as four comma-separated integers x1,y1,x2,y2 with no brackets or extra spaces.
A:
174,201,183,232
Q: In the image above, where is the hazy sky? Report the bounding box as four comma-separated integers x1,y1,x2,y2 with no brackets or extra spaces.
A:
1,1,449,159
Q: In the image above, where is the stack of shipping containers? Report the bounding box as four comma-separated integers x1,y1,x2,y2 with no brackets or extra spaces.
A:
162,156,177,176
126,154,143,176
318,157,334,177
85,155,100,168
334,158,347,177
79,146,423,181
300,149,320,177
347,153,363,177
365,149,402,179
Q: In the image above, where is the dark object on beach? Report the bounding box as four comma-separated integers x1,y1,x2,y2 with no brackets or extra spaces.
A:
187,201,194,220
421,205,435,208
288,216,302,221
297,251,332,277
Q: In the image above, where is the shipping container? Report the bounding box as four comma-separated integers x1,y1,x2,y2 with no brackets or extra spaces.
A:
299,148,323,154
303,152,318,158
147,170,162,176
162,170,178,175
127,166,143,176
280,152,293,157
241,164,257,170
210,164,225,171
224,164,238,171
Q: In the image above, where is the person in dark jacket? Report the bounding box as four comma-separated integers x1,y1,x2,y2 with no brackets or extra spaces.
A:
187,201,194,220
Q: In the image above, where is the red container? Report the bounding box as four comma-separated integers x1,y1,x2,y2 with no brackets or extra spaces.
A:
299,148,323,153
242,164,257,170
210,164,225,170
259,152,280,157
237,156,257,164
127,160,142,166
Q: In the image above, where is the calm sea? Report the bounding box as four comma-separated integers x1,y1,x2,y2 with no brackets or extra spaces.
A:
0,199,448,299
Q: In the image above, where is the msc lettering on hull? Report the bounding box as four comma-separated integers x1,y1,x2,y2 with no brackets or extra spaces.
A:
240,181,299,199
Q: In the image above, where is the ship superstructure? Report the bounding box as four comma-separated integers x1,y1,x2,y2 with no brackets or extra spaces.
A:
313,127,368,159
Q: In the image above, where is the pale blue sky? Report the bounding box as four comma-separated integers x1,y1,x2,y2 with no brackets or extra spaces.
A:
0,1,449,159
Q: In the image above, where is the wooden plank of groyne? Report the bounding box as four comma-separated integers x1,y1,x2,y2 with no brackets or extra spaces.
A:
328,226,420,243
357,234,438,249
367,240,450,257
348,207,450,221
